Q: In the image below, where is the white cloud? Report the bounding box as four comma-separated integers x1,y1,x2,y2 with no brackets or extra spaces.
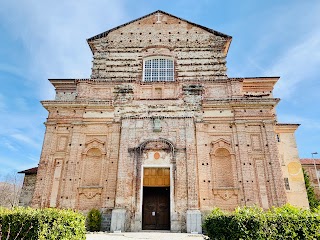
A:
226,2,320,101
0,63,26,79
0,1,127,99
2,140,18,152
278,114,320,130
0,109,45,154
10,133,41,149
244,2,320,100
0,1,129,176
14,98,29,111
0,156,36,175
267,31,320,99
26,155,39,163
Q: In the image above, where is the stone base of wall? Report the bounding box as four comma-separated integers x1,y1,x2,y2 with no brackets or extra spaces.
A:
101,210,112,231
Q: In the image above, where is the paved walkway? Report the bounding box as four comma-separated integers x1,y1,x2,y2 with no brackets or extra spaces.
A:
86,232,207,240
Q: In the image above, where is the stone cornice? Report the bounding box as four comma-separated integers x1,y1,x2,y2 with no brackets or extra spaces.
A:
203,98,280,107
275,123,300,133
41,100,114,108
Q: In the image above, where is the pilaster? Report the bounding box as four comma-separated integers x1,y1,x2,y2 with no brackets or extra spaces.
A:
263,121,287,206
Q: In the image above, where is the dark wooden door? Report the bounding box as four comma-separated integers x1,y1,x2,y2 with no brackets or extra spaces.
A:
142,187,170,230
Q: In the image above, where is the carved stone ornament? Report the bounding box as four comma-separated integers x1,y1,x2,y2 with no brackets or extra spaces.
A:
210,138,235,156
213,188,239,200
82,138,106,155
153,118,162,132
78,187,102,199
144,141,170,150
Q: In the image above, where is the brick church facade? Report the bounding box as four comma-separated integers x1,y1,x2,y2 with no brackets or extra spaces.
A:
25,10,308,232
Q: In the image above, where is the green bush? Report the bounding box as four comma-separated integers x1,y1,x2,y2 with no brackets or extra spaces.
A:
303,168,320,210
203,204,320,240
86,208,102,232
0,207,86,240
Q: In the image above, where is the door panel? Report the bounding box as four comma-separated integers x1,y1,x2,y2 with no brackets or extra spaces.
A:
143,193,157,229
143,168,170,187
142,187,170,230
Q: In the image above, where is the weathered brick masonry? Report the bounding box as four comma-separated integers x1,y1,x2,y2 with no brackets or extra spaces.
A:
28,10,308,232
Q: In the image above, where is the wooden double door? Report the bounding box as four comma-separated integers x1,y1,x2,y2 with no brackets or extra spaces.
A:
142,187,170,230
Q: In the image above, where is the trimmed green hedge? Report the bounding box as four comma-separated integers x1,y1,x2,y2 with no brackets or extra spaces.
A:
0,207,86,240
203,204,320,240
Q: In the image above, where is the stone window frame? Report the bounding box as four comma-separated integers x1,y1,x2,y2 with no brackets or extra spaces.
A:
143,57,174,82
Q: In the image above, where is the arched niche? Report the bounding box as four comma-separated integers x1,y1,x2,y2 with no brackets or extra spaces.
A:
210,139,236,188
81,139,106,187
78,138,106,210
82,147,103,186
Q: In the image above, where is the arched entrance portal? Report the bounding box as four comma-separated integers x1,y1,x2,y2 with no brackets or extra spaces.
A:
137,139,175,231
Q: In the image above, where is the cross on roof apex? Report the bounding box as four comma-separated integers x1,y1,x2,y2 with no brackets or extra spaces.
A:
155,12,162,23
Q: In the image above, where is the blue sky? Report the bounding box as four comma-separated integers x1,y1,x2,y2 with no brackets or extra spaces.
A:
0,0,319,176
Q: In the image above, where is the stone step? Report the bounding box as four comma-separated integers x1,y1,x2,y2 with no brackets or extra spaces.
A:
86,232,207,240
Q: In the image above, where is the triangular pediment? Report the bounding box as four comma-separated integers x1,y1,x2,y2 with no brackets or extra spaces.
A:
85,138,104,146
87,10,232,53
88,10,231,41
211,138,231,148
82,138,106,155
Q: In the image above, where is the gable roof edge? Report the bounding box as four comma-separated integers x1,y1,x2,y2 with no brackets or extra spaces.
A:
87,10,232,52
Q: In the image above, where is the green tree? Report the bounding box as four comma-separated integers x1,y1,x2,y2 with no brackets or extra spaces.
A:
303,168,320,210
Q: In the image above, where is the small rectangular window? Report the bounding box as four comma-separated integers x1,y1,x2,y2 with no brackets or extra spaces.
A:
276,134,280,142
284,178,290,190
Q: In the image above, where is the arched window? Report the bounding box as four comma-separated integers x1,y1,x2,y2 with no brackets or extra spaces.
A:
143,58,174,82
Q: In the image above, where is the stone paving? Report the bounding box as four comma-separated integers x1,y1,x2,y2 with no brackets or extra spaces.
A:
86,232,207,240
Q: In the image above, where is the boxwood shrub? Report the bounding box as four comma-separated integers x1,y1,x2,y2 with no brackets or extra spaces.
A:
86,208,102,232
203,204,320,240
0,207,86,240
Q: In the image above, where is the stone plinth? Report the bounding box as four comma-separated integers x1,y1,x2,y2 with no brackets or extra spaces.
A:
186,210,202,233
